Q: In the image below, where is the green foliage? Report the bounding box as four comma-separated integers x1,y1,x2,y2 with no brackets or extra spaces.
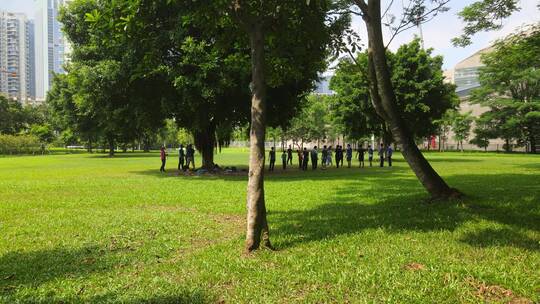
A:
453,0,521,46
0,95,26,135
448,110,474,150
30,124,55,144
157,119,193,148
0,134,41,154
0,95,53,145
52,0,348,159
285,95,333,144
329,54,382,141
330,38,458,141
471,23,540,152
0,150,539,302
52,0,168,152
389,39,459,138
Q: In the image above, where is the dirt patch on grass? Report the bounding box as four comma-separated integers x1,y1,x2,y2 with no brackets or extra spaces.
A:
403,262,426,271
210,213,244,228
466,277,533,303
168,212,245,259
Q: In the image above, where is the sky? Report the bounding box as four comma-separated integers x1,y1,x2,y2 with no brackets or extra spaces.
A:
1,0,538,70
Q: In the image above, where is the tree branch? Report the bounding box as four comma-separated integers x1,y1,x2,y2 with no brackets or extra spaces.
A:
384,0,450,49
353,0,369,16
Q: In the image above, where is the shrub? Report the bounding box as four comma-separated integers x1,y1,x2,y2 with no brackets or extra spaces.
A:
0,134,42,155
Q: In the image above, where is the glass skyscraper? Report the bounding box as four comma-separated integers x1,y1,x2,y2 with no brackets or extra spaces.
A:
35,0,67,99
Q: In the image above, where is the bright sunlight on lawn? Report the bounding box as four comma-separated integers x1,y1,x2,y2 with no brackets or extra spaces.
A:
0,149,538,303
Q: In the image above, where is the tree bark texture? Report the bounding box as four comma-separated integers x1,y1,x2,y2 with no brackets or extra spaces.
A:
194,122,217,170
245,23,272,252
361,0,461,200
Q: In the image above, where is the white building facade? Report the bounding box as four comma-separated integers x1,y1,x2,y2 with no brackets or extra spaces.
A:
0,11,34,102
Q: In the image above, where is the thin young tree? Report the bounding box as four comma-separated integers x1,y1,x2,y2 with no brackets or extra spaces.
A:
340,0,462,200
231,0,348,252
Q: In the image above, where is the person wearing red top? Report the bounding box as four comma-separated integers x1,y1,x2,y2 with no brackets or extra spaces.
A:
160,146,168,173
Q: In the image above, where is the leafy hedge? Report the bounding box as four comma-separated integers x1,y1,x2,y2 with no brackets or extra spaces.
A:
0,134,43,155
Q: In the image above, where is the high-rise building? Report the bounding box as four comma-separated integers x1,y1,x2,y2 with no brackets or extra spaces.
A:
35,0,68,99
314,74,335,95
27,20,36,99
0,11,34,102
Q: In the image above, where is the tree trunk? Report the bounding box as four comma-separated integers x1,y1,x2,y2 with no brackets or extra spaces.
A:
87,140,93,153
194,122,216,170
108,136,115,157
245,23,272,252
529,133,536,154
361,0,461,200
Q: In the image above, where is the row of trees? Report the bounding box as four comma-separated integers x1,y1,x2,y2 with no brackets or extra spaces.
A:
330,38,458,146
50,0,346,166
0,95,55,148
43,0,529,252
327,24,540,154
48,0,350,251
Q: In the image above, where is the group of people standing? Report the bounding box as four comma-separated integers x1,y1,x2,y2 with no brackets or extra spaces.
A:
268,143,393,172
160,142,393,173
159,144,196,173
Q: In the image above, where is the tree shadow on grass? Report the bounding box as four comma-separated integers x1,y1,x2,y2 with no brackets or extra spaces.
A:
131,163,412,183
459,228,540,251
7,291,212,304
517,162,540,170
0,246,108,293
422,157,479,163
270,172,539,251
0,246,213,303
89,152,160,159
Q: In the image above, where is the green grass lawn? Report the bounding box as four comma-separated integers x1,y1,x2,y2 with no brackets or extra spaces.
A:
0,149,538,303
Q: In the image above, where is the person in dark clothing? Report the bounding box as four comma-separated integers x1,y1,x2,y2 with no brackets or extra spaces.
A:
160,146,167,172
178,144,185,171
269,147,276,171
346,144,353,168
287,145,293,165
327,146,333,167
302,148,309,171
321,145,328,169
378,143,385,167
357,145,366,168
185,144,195,170
336,146,343,168
281,150,287,170
387,145,393,167
311,146,318,170
340,146,345,167
368,145,374,167
335,145,341,168
297,149,303,169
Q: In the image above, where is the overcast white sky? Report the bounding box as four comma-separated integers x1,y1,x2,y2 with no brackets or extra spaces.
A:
1,0,538,69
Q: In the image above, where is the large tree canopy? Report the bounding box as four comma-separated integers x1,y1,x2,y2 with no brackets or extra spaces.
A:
330,39,458,143
53,0,344,167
